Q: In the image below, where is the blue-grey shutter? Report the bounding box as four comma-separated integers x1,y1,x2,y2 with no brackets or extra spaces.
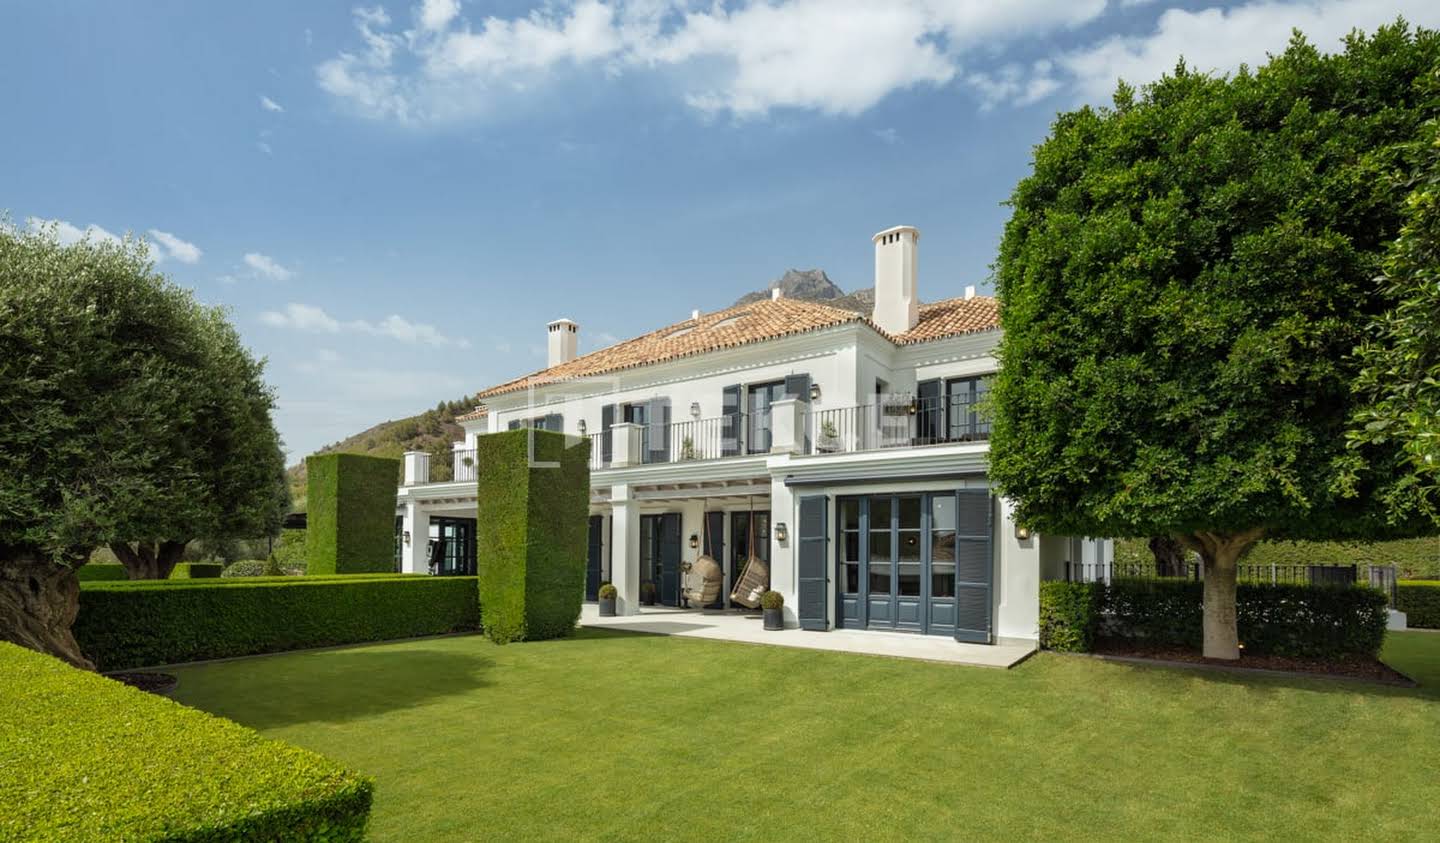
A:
721,384,743,456
507,419,522,430
600,404,615,465
660,512,682,606
953,488,994,644
585,515,603,601
785,374,813,453
647,398,670,463
917,379,942,444
798,495,829,631
543,413,563,432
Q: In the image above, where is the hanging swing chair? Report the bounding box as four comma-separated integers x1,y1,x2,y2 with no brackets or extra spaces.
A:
729,496,770,610
681,501,724,609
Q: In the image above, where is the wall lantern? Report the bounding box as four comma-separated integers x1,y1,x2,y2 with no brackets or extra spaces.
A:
773,522,789,544
578,419,588,436
809,383,822,401
1015,525,1031,541
403,531,412,546
690,401,702,418
689,533,700,550
907,399,918,415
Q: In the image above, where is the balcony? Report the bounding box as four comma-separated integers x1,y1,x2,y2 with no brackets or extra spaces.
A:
810,395,989,456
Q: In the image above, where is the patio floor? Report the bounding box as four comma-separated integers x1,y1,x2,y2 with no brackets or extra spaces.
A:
579,604,1036,668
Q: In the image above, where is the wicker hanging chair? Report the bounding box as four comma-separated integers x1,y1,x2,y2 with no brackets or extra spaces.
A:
729,497,769,610
681,503,724,608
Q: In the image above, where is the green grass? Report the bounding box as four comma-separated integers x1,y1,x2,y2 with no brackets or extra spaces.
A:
168,629,1440,841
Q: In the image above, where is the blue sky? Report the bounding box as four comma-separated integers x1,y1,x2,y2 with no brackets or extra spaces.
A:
4,0,1436,460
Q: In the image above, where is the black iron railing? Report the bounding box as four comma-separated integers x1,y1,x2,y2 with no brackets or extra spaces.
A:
1060,561,1399,602
810,397,989,455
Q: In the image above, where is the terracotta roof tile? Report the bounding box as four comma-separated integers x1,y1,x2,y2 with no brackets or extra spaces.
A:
475,294,998,399
455,406,488,423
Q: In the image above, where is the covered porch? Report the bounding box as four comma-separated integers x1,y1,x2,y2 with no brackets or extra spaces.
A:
578,604,1035,668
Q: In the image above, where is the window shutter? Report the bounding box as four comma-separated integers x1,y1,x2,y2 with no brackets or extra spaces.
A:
544,413,563,433
600,404,615,465
507,419,522,431
917,379,942,444
798,495,829,631
953,488,994,644
647,397,670,463
721,384,743,456
784,373,811,402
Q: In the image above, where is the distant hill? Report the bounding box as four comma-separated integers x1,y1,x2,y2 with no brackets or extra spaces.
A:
285,269,881,509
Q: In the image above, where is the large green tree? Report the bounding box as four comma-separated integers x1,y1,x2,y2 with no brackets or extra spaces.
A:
989,24,1440,660
1346,116,1440,523
0,223,285,667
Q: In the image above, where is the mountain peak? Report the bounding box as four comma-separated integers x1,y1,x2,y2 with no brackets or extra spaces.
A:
733,268,876,313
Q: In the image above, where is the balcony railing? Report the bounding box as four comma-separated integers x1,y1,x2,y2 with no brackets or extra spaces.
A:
451,449,477,482
811,397,989,456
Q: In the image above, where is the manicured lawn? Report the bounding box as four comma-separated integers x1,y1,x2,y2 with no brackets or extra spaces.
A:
168,630,1440,841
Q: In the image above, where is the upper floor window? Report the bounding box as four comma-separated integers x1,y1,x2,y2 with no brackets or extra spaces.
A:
915,376,991,444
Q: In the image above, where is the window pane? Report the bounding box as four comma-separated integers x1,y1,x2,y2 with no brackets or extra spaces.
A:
898,563,921,596
844,563,860,594
843,531,860,562
931,494,955,532
932,530,955,562
869,496,891,528
898,495,921,529
932,562,956,598
840,499,860,531
869,530,891,562
898,530,921,562
869,565,891,594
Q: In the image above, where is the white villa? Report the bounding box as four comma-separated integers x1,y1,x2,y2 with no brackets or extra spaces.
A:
396,226,1111,646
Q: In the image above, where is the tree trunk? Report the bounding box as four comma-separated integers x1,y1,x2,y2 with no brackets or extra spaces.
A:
111,540,187,580
0,552,94,670
1176,529,1265,661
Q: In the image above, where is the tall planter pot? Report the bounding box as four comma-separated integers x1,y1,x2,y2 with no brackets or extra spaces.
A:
599,595,617,617
763,607,783,631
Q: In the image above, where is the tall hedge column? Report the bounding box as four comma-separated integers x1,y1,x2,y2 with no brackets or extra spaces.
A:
305,453,401,575
475,429,590,642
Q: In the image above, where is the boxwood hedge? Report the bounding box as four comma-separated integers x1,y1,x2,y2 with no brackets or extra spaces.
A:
76,561,224,581
476,428,590,644
305,452,400,575
0,642,372,842
75,575,479,670
1039,579,1389,659
1397,581,1440,628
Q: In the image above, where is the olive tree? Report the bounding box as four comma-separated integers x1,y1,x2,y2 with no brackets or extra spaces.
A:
989,25,1440,660
0,223,285,666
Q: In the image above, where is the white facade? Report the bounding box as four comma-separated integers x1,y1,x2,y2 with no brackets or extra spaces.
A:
396,226,1111,645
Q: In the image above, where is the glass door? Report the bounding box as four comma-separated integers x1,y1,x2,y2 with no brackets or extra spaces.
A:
746,382,785,454
729,510,770,608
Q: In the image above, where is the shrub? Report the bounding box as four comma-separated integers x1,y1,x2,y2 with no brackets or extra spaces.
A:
598,583,617,600
76,564,128,582
75,576,479,670
223,560,266,577
476,429,589,644
1038,581,1101,653
170,562,223,579
264,553,284,576
0,642,372,841
305,453,399,575
1397,581,1440,629
760,590,784,610
1037,580,1388,659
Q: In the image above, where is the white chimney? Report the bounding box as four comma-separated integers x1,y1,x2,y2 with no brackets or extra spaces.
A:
771,287,783,301
872,225,920,335
691,309,700,320
964,285,976,300
547,318,578,367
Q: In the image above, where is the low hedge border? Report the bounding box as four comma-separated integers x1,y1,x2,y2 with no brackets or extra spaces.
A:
1397,581,1440,629
0,642,372,841
1039,579,1389,659
81,572,418,590
76,561,224,582
76,576,480,670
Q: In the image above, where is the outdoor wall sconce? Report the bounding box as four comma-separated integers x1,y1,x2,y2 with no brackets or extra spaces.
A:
1015,525,1031,541
690,401,702,418
907,399,918,415
774,522,789,543
689,533,700,550
809,383,821,401
578,419,587,435
403,531,412,546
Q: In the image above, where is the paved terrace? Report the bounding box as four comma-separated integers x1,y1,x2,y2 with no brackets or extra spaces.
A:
579,604,1035,668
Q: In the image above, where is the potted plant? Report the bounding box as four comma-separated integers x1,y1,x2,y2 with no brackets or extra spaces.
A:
761,590,784,631
598,583,617,616
680,435,697,461
817,419,840,453
641,580,658,606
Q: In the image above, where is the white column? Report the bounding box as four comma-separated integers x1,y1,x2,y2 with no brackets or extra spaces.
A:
768,472,798,627
769,398,807,455
401,500,430,574
611,422,643,467
996,496,1040,642
610,483,641,615
403,451,430,486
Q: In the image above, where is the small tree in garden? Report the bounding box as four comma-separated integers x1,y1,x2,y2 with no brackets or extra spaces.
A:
1345,117,1440,524
989,25,1440,660
0,223,285,667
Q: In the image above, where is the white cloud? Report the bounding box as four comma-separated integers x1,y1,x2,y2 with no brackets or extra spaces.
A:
244,252,295,281
147,229,203,264
872,127,900,145
256,141,274,155
316,0,1107,123
26,217,122,248
260,94,285,112
260,302,471,348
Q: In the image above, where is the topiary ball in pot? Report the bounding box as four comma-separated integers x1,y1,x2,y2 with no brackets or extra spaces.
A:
761,590,784,631
598,582,618,617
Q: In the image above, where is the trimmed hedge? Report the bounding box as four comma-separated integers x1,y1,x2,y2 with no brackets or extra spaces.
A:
0,642,372,841
75,561,224,581
75,575,479,670
1115,537,1440,580
305,452,399,575
171,561,223,579
80,572,422,590
1039,580,1389,659
476,428,590,644
1397,581,1440,629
